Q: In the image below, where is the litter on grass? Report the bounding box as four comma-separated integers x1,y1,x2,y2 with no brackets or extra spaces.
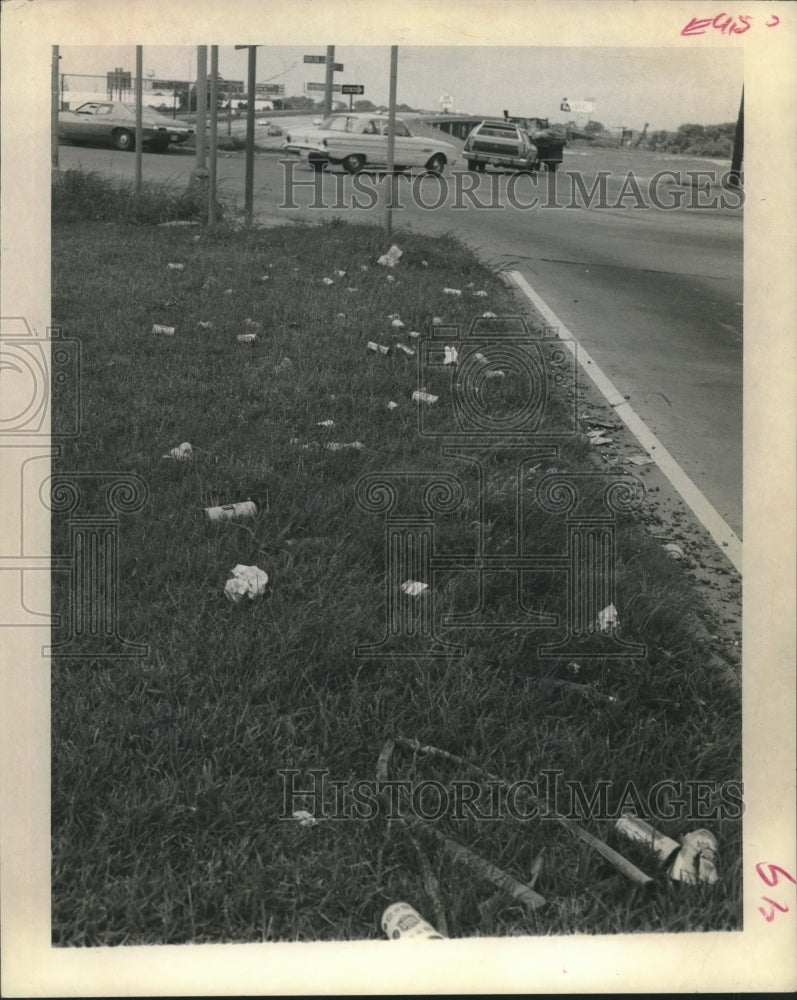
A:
484,370,505,379
421,260,429,267
347,287,360,293
382,903,446,941
663,543,684,559
317,419,335,427
394,343,415,356
474,290,488,297
367,341,390,355
205,501,258,522
615,813,681,865
482,311,497,318
594,603,618,632
400,580,428,596
386,401,399,410
413,390,439,404
335,269,346,277
260,275,270,282
443,346,458,365
587,430,612,446
326,441,364,451
224,563,268,602
224,288,233,295
197,321,213,329
360,264,369,272
391,319,406,330
627,454,655,466
474,352,487,363
669,829,719,885
237,333,257,343
167,262,184,270
151,324,175,335
443,287,462,296
377,244,403,267
162,442,193,461
386,275,396,283
322,277,335,285
409,330,422,339
292,810,319,827
432,316,443,325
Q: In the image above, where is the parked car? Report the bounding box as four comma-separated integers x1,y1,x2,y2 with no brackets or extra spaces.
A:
502,114,567,171
463,119,540,173
58,101,195,153
282,113,457,173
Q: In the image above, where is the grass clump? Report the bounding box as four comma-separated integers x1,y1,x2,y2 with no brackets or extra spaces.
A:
52,168,209,226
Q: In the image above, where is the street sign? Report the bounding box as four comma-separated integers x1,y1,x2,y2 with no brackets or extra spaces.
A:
305,82,341,92
304,55,326,64
341,84,364,95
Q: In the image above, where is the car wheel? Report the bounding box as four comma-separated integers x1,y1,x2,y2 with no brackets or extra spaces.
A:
343,154,365,174
425,154,446,175
113,129,135,152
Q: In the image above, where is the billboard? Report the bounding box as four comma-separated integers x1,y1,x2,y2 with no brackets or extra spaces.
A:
560,97,596,114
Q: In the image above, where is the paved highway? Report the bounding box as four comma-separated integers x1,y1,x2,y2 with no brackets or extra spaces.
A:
54,142,743,538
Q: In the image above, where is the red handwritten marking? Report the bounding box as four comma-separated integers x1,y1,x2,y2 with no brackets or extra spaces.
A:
758,897,789,922
755,863,795,922
756,862,797,888
680,13,771,36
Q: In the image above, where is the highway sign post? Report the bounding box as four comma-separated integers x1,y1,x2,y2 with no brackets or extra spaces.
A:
305,49,342,116
235,44,261,224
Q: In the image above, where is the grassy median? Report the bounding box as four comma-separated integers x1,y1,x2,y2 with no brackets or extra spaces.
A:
51,172,742,944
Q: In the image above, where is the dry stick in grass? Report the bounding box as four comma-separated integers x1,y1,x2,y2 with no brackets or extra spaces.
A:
404,814,546,912
393,736,653,889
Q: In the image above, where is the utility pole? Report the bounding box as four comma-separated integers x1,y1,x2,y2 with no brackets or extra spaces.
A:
235,45,260,224
728,88,743,189
384,45,398,239
209,46,219,226
51,46,60,169
134,46,143,194
324,45,335,118
190,46,209,216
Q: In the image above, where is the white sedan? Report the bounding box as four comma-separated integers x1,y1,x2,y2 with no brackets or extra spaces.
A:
282,113,457,173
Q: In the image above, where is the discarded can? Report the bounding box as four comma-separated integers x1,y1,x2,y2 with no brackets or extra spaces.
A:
381,902,446,940
443,346,458,365
317,419,335,427
615,814,680,865
474,290,488,297
167,262,184,270
326,441,364,451
367,341,390,355
669,829,719,885
413,390,439,404
663,543,684,559
204,501,257,522
151,324,175,336
322,277,335,285
394,343,415,356
443,287,462,296
237,333,257,343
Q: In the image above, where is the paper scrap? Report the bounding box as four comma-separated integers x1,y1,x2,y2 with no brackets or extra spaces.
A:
386,401,399,410
474,290,488,297
317,419,335,427
163,441,193,461
167,262,184,270
237,333,257,343
391,319,406,330
443,287,462,296
401,580,429,596
367,341,390,355
292,810,319,827
326,441,365,451
627,454,655,466
377,245,403,267
151,324,175,335
413,390,439,404
197,321,213,329
322,277,335,285
224,563,268,602
482,312,497,318
443,346,458,365
595,603,618,632
394,343,415,356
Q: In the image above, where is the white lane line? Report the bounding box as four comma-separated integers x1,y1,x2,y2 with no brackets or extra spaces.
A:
509,270,743,575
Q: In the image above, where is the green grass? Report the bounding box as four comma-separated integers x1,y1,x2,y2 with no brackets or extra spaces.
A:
51,180,742,944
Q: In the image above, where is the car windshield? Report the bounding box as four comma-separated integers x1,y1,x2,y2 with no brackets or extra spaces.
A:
319,116,355,131
75,103,115,116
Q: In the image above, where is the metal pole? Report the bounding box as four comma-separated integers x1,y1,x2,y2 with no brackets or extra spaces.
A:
324,45,335,118
227,89,232,136
209,46,219,226
245,46,256,223
51,45,60,169
134,46,143,193
384,45,398,239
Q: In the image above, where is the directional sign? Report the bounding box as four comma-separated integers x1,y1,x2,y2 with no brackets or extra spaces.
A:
341,84,364,95
305,82,341,93
304,55,326,64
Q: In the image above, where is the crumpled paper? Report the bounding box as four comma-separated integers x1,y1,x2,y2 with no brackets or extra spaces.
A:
163,441,193,460
224,564,268,603
377,245,403,267
401,580,429,596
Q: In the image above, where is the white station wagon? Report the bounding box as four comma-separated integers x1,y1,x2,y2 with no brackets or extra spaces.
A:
283,113,457,174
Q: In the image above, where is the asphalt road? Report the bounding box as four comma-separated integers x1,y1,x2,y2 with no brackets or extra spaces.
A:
55,142,743,538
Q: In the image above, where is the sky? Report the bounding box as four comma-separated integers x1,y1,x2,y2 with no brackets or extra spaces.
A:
58,45,742,132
